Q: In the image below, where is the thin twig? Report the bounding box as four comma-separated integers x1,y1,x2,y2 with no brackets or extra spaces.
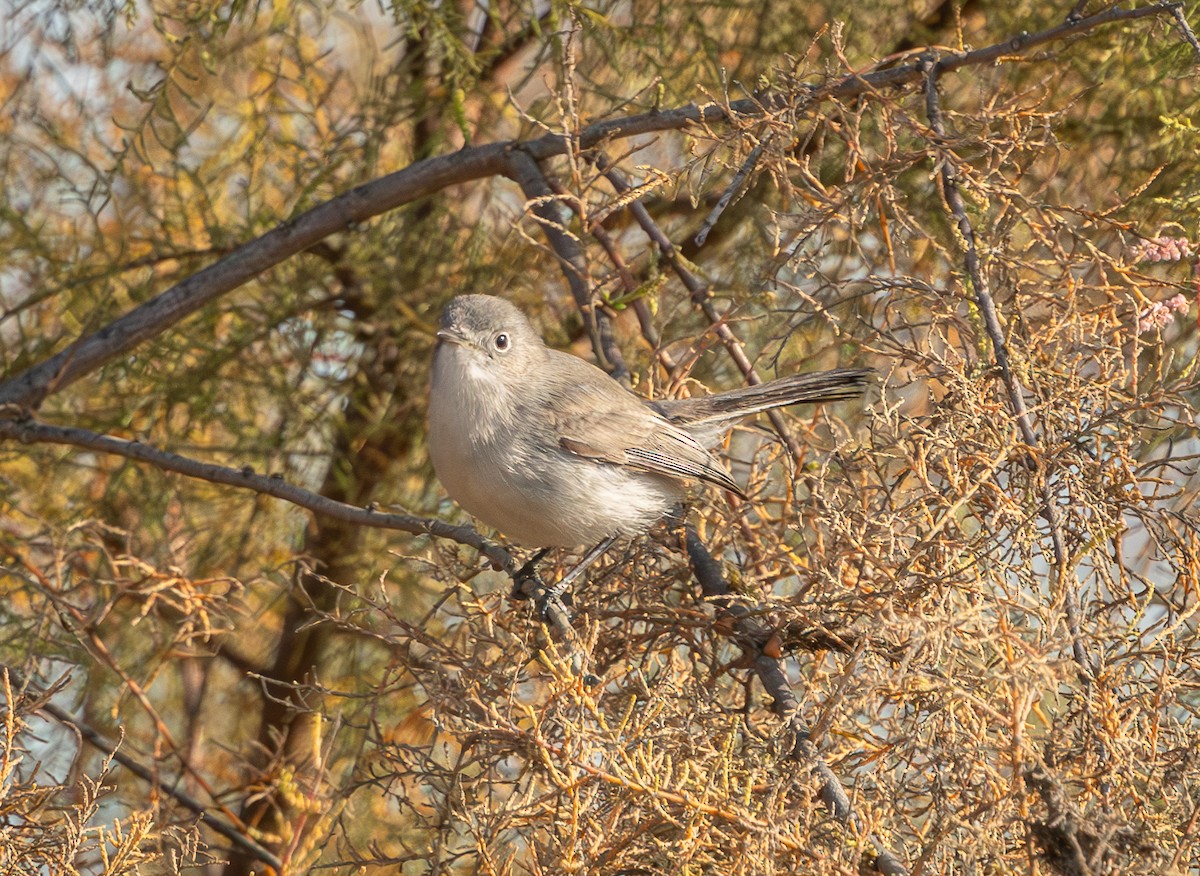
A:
921,59,1094,681
693,134,771,248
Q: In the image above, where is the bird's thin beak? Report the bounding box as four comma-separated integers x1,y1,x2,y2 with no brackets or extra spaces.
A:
436,326,469,347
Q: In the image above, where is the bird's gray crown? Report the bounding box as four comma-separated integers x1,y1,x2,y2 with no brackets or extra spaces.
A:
440,294,537,342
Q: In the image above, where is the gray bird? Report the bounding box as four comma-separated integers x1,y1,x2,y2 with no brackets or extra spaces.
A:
428,294,869,549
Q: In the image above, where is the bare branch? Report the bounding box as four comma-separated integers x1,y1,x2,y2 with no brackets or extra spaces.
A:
0,416,514,574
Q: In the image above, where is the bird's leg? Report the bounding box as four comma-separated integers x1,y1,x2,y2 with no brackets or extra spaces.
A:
515,547,551,584
545,535,618,607
511,547,552,601
508,539,614,686
512,546,580,631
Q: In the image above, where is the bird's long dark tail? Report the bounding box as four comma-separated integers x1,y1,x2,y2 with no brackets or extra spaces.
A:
653,368,871,427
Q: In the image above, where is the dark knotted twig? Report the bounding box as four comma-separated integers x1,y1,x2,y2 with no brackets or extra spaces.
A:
685,526,909,876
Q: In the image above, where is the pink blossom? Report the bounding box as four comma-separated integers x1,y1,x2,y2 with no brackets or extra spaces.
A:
1137,293,1190,333
1130,236,1193,264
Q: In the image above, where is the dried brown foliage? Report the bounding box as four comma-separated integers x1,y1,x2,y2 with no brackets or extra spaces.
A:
1,2,1199,875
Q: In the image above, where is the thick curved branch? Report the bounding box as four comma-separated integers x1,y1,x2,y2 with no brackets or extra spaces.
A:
0,144,509,410
0,2,1182,412
0,417,514,574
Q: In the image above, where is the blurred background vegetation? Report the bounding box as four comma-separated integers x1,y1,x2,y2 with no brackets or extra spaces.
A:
1,0,1198,873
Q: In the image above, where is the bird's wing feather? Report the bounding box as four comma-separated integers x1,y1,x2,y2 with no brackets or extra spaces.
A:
543,352,744,496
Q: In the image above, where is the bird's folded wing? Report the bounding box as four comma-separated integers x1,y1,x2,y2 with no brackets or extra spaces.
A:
556,407,745,497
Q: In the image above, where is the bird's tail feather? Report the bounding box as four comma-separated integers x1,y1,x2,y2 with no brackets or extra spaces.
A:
653,368,871,427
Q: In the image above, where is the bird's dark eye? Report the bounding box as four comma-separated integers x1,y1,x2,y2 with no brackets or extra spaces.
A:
494,333,510,352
